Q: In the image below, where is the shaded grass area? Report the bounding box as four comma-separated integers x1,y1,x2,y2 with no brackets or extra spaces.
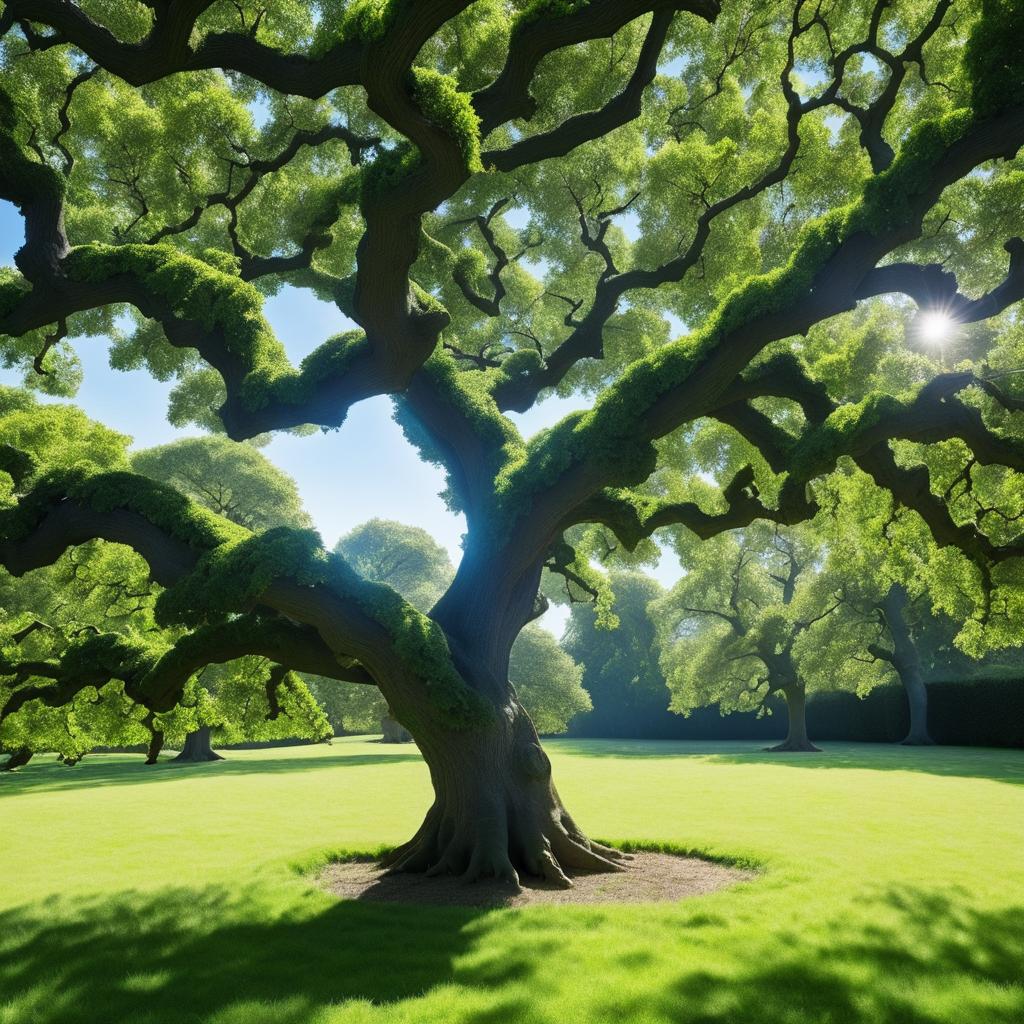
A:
1,739,1023,1023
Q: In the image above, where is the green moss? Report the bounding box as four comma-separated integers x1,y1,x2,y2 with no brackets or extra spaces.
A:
514,0,590,32
66,243,289,408
788,391,916,482
394,349,525,511
339,0,400,43
157,525,492,728
408,67,483,174
453,246,487,284
0,469,245,551
964,0,1024,119
65,244,368,416
850,112,972,236
197,248,243,276
247,330,370,412
410,281,448,317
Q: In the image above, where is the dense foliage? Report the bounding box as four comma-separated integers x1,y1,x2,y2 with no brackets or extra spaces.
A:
0,0,1022,883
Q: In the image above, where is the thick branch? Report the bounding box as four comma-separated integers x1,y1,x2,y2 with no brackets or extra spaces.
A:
856,239,1024,323
472,0,719,136
484,9,676,172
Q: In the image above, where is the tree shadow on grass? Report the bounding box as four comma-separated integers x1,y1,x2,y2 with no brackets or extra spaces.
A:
548,739,1024,785
626,887,1024,1024
0,751,424,796
0,884,485,1023
0,882,1021,1024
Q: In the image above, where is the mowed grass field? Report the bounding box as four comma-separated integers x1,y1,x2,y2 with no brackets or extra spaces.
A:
1,738,1022,1024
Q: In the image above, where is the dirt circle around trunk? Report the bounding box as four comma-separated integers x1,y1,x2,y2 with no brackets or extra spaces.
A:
317,851,756,908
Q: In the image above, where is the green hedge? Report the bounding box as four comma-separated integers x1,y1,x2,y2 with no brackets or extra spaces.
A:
806,678,1024,748
569,678,1024,747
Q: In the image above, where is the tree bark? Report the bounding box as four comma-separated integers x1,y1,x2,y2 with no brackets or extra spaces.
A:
1,747,32,770
879,586,934,745
898,668,933,746
766,683,820,752
145,727,166,765
382,693,627,887
171,726,224,763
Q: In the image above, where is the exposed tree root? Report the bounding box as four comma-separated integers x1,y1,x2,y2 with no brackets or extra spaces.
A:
900,734,935,746
765,738,821,752
383,799,628,890
171,727,224,763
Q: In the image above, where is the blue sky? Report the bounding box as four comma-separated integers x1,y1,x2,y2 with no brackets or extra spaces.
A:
0,200,681,634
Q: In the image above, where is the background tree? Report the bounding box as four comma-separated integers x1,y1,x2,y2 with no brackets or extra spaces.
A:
132,436,313,533
654,525,842,751
563,569,674,737
132,434,325,761
0,1,1023,884
0,408,332,765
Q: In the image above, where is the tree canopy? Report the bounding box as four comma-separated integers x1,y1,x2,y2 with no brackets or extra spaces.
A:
0,0,1023,884
0,407,332,766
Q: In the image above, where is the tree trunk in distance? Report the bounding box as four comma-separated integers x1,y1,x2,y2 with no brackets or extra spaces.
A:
171,726,224,763
381,713,413,743
382,694,629,888
145,727,166,765
880,585,935,745
1,747,32,770
898,669,933,746
765,684,821,752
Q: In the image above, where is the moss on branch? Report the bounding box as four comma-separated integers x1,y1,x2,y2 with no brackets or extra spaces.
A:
1,468,486,727
64,245,374,419
409,67,483,173
158,525,492,727
514,0,592,31
339,0,402,44
0,469,245,550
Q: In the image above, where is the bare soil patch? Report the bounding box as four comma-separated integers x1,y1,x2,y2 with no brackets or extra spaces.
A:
318,851,754,908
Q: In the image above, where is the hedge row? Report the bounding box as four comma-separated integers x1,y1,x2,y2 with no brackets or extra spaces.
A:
567,678,1024,748
805,678,1024,748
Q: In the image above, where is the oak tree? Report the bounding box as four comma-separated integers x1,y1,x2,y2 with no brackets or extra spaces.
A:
1,0,1023,884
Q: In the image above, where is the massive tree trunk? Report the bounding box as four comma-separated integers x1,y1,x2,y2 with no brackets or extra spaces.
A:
766,683,820,752
374,552,627,886
1,747,32,770
880,586,934,745
382,691,626,887
171,726,224,764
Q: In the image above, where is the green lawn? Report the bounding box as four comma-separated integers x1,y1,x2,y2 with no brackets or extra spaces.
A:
2,738,1022,1024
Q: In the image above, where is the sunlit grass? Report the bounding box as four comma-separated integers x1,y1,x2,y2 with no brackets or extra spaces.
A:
2,738,1022,1023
